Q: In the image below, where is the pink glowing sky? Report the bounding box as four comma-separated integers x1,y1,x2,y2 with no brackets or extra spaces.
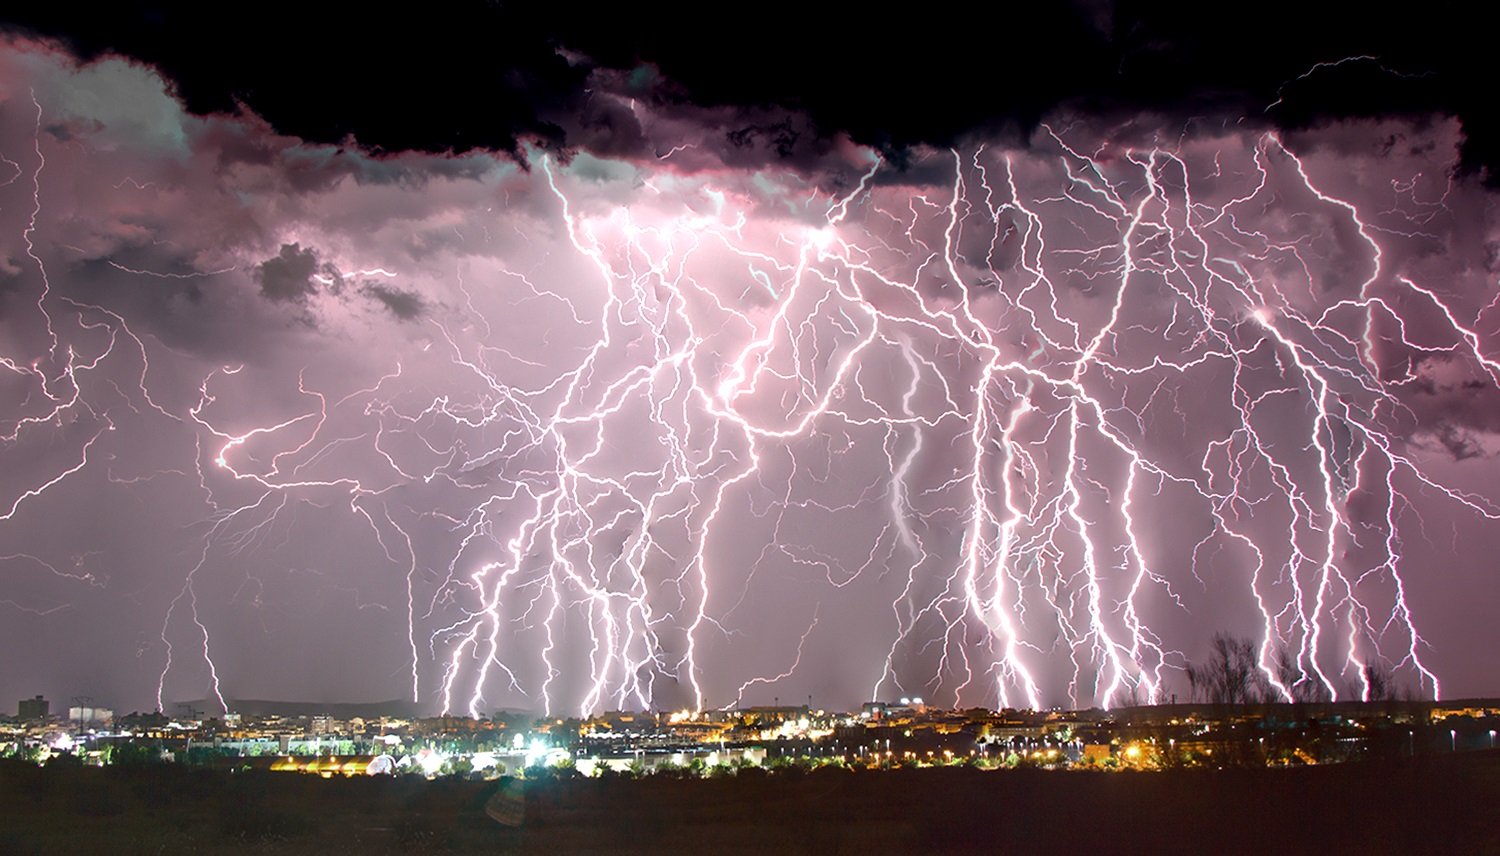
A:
3,29,1500,715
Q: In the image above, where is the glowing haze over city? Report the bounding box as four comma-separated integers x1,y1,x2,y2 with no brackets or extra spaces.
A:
3,5,1500,718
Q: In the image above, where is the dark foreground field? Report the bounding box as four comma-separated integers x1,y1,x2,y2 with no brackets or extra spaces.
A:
2,752,1497,855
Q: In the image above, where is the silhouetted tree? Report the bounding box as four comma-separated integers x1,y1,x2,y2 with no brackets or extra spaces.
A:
1362,661,1394,701
1109,681,1144,709
1185,633,1269,705
1274,647,1331,703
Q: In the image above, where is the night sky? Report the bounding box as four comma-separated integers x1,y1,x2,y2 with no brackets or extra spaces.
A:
2,2,1499,717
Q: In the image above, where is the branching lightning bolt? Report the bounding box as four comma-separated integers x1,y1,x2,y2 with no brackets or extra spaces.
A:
4,73,1495,715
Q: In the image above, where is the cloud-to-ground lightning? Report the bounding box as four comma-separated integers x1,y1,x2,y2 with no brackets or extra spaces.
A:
3,42,1498,716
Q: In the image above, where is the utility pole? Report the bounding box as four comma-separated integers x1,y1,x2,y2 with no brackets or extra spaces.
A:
70,696,92,739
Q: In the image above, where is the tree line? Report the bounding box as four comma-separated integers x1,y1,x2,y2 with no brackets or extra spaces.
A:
1183,633,1412,705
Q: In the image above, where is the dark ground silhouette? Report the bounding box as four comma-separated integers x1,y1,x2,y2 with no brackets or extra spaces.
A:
1,750,1496,854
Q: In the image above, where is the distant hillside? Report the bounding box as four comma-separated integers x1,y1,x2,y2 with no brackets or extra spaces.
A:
186,699,425,720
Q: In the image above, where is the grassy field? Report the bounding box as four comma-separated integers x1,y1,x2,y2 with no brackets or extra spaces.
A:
1,751,1496,854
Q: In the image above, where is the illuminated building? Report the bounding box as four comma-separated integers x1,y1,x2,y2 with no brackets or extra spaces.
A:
68,706,113,726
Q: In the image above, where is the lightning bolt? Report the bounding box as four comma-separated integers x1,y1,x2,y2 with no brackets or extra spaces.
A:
4,65,1494,717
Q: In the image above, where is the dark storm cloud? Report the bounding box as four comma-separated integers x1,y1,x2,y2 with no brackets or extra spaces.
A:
253,242,341,304
360,282,425,321
5,0,1499,179
1403,353,1500,460
1432,425,1483,462
0,3,584,158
